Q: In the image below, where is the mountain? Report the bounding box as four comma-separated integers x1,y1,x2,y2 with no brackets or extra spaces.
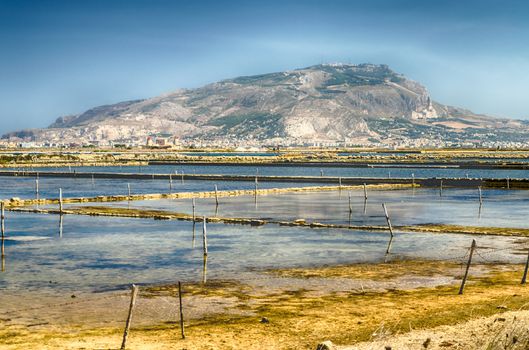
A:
4,63,528,147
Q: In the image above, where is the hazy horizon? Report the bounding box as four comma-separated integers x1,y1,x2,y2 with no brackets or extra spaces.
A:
1,0,528,134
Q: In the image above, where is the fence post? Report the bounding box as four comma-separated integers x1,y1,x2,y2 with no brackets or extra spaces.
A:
459,239,476,295
382,203,394,237
214,185,219,207
178,281,185,339
522,248,529,284
1,202,5,239
59,188,63,214
202,216,208,256
121,284,139,350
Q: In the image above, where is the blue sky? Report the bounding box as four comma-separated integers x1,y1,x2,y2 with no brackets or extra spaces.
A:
1,0,528,134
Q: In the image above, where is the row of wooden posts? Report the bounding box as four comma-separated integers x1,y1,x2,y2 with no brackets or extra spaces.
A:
120,213,210,349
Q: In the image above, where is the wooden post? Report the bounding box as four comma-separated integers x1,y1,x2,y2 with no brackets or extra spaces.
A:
363,183,367,200
181,171,184,184
214,185,219,207
178,281,185,339
320,169,323,177
411,173,415,186
121,284,139,350
478,186,483,205
254,176,258,200
522,248,529,284
439,180,443,197
388,171,391,179
59,188,63,214
339,177,342,189
382,203,394,237
459,239,476,295
507,177,510,189
1,202,5,239
348,191,352,214
127,183,131,198
169,174,173,191
35,178,39,196
192,198,196,221
202,216,208,256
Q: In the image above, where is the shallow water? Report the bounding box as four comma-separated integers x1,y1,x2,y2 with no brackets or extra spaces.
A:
0,177,319,200
0,212,525,294
79,188,529,229
3,163,529,179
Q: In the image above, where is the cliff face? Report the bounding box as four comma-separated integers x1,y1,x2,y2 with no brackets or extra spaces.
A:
4,63,527,146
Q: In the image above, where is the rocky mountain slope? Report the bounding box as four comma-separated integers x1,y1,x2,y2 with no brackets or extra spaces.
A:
4,63,528,146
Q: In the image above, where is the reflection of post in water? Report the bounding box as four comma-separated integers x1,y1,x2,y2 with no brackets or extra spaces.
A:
363,198,367,215
348,211,352,226
192,222,196,249
1,235,5,272
478,203,482,220
35,178,39,199
59,214,64,238
202,254,208,284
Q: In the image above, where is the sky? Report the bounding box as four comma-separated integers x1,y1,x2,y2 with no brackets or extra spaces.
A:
1,0,529,134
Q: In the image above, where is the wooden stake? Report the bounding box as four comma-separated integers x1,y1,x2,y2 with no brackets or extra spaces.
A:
1,202,5,239
339,177,342,189
181,171,184,184
459,239,476,295
202,216,208,256
178,281,185,339
59,188,63,214
522,248,529,284
214,185,219,207
35,178,39,196
121,284,139,350
348,191,352,213
169,174,173,191
254,176,258,199
507,177,510,189
411,173,415,186
439,180,443,197
478,186,483,205
320,169,323,177
382,203,394,237
127,183,131,198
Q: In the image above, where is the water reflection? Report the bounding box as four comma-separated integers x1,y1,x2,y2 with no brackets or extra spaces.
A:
202,255,208,284
59,215,63,238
